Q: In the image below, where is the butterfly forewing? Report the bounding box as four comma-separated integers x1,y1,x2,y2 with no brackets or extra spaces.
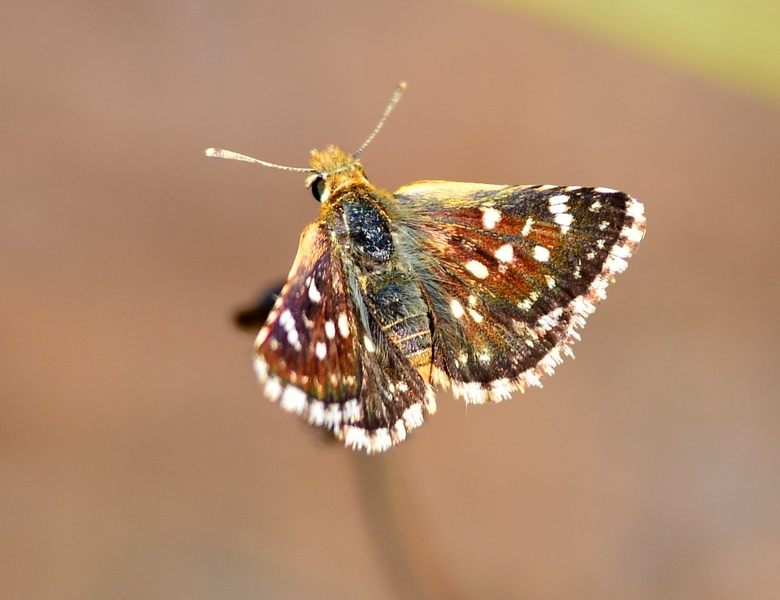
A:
393,182,645,403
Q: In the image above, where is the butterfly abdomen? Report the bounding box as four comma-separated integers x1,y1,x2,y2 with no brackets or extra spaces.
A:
364,272,433,382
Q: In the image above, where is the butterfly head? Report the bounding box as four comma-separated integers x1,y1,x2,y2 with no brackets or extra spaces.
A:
305,144,368,204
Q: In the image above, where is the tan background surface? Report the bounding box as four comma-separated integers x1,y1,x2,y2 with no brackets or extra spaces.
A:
2,1,779,599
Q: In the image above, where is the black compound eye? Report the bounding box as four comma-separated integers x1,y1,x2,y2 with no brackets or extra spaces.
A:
311,177,327,202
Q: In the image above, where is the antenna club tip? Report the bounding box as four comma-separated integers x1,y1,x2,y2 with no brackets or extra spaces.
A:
205,148,219,157
398,81,407,90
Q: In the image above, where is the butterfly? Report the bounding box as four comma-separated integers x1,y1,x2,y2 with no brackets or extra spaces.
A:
207,83,646,453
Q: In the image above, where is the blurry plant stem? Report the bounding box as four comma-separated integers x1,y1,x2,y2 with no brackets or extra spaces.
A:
350,452,466,600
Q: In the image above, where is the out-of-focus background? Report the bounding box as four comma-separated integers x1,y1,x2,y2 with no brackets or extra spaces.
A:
2,1,779,598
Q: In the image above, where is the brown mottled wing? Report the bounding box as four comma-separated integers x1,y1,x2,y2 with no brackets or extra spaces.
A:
254,223,435,452
393,181,645,403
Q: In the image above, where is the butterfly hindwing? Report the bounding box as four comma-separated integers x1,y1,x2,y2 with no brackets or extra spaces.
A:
254,223,363,431
392,181,646,403
344,303,436,452
254,223,435,452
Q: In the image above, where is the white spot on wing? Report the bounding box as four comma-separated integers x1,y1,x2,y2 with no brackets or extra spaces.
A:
468,308,484,323
521,217,534,237
519,289,541,310
554,212,573,234
338,313,350,338
344,427,369,451
264,377,283,402
308,281,322,303
494,244,514,263
482,207,501,229
450,299,465,319
627,198,644,218
548,195,569,216
315,342,327,360
605,254,628,274
393,419,407,442
533,245,550,262
627,226,644,243
307,400,325,426
280,386,307,414
491,378,513,400
537,307,563,331
324,404,341,429
344,399,361,422
278,309,302,350
403,404,424,428
325,320,336,339
370,428,392,453
453,381,487,404
466,260,489,279
549,203,568,214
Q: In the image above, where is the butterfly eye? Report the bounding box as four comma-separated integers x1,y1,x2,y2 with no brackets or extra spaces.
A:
311,177,327,202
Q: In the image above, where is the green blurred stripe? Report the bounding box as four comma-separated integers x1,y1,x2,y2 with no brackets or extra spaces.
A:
488,0,780,103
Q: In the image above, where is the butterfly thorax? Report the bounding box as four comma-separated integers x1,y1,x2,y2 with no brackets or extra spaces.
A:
311,155,435,384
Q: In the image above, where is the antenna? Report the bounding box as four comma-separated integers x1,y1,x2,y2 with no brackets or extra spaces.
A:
204,148,314,173
205,81,407,169
352,81,407,158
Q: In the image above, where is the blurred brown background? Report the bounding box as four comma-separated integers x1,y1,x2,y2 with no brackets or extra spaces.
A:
2,1,779,599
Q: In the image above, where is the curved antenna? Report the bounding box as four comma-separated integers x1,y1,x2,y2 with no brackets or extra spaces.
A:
352,82,407,158
205,147,314,173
